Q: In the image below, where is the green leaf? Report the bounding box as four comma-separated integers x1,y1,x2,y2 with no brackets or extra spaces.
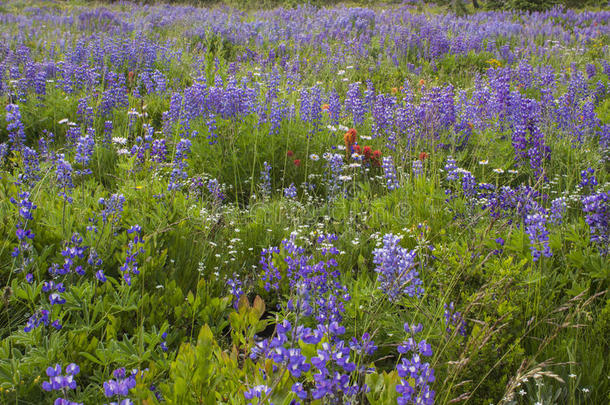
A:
79,351,102,365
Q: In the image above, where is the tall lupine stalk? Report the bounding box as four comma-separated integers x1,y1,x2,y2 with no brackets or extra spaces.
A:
382,156,399,190
300,86,323,135
345,82,365,127
327,90,341,125
373,233,423,301
524,209,552,262
19,146,40,188
0,143,8,176
397,323,435,405
582,191,609,255
10,191,37,278
509,93,550,179
168,138,192,192
6,103,26,152
99,71,128,118
120,225,144,286
324,153,344,202
41,363,82,405
75,129,95,176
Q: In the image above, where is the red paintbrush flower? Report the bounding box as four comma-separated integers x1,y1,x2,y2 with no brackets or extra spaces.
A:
344,128,357,159
363,146,372,158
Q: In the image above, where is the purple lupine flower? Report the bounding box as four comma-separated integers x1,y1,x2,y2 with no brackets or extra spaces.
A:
76,97,93,128
349,333,378,356
328,90,341,125
5,103,26,152
301,86,322,134
10,190,37,272
259,245,281,292
99,73,128,117
38,131,53,160
549,197,567,225
396,324,435,405
103,121,113,146
459,170,478,198
119,225,144,286
412,159,423,177
258,232,347,325
41,362,81,405
160,331,168,352
19,147,40,187
75,130,95,175
42,281,65,293
55,155,74,203
382,156,399,190
292,382,307,400
324,153,344,200
206,114,218,145
269,100,288,136
284,183,297,199
152,70,167,93
151,138,167,163
207,178,225,203
168,138,191,191
259,161,272,199
580,168,597,193
49,292,66,305
99,193,126,225
345,82,365,126
524,211,552,261
0,143,8,169
244,385,271,401
444,156,459,181
103,368,138,402
586,63,597,79
24,309,50,332
95,269,107,283
372,234,423,301
66,125,81,146
443,302,467,337
287,281,313,317
53,399,82,405
582,191,609,255
49,232,88,277
12,190,36,221
227,275,243,309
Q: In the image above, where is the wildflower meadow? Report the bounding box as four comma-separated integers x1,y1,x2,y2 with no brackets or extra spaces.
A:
0,0,609,404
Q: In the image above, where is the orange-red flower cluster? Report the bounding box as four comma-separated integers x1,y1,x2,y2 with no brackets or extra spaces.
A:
343,128,381,166
343,128,357,160
286,150,300,166
353,144,382,167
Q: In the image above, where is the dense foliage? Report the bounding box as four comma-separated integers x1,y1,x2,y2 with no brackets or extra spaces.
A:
0,1,609,404
78,0,609,12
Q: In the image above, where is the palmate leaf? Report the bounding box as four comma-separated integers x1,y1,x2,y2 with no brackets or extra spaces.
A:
366,370,401,404
79,351,103,366
0,362,15,384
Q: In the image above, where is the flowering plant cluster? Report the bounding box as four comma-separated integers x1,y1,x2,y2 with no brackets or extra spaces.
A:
0,2,607,405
